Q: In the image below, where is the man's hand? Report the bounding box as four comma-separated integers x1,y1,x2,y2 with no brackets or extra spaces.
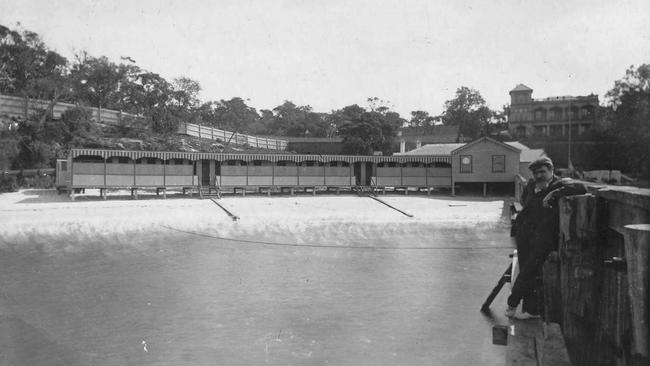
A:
542,191,556,208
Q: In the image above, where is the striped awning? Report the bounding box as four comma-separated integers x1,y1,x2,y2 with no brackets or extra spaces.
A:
70,149,451,164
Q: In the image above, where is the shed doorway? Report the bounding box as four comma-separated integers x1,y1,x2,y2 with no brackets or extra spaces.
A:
201,160,211,186
353,162,373,186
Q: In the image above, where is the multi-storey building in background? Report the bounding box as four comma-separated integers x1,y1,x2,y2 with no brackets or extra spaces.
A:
508,84,599,138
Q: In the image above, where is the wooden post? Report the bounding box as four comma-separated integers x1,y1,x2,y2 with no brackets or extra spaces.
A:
623,224,650,361
483,182,487,197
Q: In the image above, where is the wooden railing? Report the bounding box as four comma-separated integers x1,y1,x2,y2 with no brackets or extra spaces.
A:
0,94,143,125
542,185,650,365
178,122,288,151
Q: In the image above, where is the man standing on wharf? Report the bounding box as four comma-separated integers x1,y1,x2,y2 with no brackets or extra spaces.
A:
505,157,587,320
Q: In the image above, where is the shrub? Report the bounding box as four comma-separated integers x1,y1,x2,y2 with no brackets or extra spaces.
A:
0,175,18,192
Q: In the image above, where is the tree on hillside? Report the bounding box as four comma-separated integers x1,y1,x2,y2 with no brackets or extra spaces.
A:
256,109,275,134
201,97,260,133
269,101,328,137
440,86,494,141
137,71,173,113
409,110,435,127
366,97,392,114
605,64,650,179
336,103,404,155
170,77,201,113
70,53,125,121
0,24,69,121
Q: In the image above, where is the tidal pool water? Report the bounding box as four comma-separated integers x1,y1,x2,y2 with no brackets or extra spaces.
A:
0,195,513,365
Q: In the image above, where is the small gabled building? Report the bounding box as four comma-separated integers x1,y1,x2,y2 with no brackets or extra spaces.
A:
396,137,528,195
504,141,548,180
450,137,521,195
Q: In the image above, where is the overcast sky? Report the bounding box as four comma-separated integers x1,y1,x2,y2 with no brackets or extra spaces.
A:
2,0,649,117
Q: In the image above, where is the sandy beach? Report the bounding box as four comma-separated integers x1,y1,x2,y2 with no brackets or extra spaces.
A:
0,189,508,251
0,189,513,365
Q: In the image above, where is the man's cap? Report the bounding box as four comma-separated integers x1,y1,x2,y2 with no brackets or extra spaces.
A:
528,157,554,172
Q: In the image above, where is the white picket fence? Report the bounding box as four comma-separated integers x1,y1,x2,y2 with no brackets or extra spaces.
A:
0,94,287,150
178,122,288,151
0,94,143,125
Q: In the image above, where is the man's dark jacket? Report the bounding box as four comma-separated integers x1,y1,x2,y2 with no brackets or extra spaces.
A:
514,175,587,254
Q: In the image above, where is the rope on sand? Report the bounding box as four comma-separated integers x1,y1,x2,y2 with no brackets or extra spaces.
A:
159,224,513,251
209,198,239,221
365,195,414,218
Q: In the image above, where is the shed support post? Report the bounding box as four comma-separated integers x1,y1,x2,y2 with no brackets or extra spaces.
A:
483,182,487,197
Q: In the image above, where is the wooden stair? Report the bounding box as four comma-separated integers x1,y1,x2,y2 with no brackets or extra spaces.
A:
198,186,221,199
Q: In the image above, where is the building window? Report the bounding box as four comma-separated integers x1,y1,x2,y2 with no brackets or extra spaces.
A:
550,108,562,121
492,155,505,173
550,125,563,136
460,155,472,173
516,126,526,137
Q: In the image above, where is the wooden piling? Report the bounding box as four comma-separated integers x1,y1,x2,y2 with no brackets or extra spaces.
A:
542,251,561,323
623,224,650,362
556,194,601,365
